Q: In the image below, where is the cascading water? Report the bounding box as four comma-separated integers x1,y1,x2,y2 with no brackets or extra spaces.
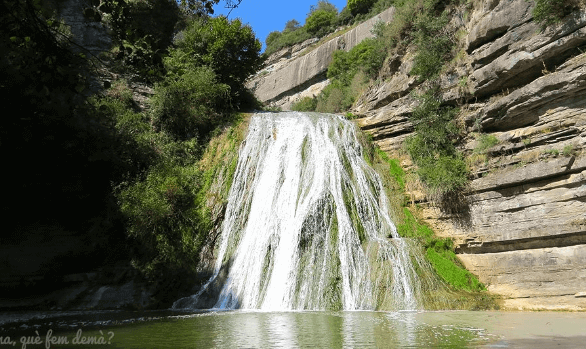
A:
174,112,425,311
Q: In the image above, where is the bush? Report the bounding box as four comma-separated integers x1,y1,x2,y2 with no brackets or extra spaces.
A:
305,9,338,37
264,27,313,57
291,96,318,111
118,163,205,277
410,12,453,81
533,0,576,26
316,82,348,113
405,89,467,197
265,30,282,48
328,38,386,83
473,134,499,154
166,16,263,106
150,67,230,141
100,0,183,79
348,0,376,15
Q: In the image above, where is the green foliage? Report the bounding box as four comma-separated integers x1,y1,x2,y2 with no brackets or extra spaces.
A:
265,31,282,48
284,19,302,32
328,38,386,83
396,208,434,241
395,208,484,292
263,26,313,57
316,38,385,113
426,247,485,292
150,66,230,141
543,148,560,156
98,0,183,80
405,89,468,196
119,164,205,277
376,149,406,190
315,81,362,113
533,0,576,26
563,144,575,157
473,134,499,154
291,96,318,111
167,16,263,107
179,0,220,15
264,1,343,55
305,9,338,37
410,12,453,81
309,0,339,14
348,0,376,15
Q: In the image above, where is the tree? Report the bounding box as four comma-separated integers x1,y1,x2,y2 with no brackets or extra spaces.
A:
305,9,337,37
284,19,301,32
179,0,221,14
309,0,338,14
347,0,376,15
265,30,282,48
167,16,263,105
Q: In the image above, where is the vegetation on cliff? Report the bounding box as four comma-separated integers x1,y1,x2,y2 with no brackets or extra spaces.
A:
264,0,394,57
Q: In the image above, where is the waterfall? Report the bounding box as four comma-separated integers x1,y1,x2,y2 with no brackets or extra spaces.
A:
173,112,423,311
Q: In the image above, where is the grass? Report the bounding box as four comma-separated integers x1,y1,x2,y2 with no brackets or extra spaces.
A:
361,134,487,295
473,133,499,154
533,0,578,27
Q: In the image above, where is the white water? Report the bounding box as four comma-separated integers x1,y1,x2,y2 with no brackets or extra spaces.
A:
174,112,422,311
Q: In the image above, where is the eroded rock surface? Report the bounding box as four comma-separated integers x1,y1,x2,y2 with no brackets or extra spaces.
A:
350,1,586,310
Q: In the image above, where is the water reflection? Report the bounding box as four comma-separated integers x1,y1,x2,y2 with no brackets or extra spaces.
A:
13,310,586,348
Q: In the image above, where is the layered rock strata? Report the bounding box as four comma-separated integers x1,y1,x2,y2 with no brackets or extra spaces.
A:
352,0,586,310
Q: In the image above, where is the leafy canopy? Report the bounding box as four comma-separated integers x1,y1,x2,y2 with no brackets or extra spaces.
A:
347,0,376,15
166,16,263,105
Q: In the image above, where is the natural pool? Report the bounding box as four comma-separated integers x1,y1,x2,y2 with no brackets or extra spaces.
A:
2,310,586,348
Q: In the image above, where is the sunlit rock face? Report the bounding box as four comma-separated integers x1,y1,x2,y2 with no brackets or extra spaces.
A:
349,0,586,310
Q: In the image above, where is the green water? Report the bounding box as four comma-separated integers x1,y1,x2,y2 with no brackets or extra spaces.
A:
3,310,586,348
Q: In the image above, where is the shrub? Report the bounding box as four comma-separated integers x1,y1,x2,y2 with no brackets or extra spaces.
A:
118,163,205,277
265,31,282,48
405,89,467,197
348,0,376,15
316,82,348,113
150,66,230,141
305,9,338,37
533,0,576,26
291,96,318,111
284,19,302,32
99,0,183,79
410,12,453,81
264,27,313,57
328,38,386,83
166,16,263,106
473,134,499,154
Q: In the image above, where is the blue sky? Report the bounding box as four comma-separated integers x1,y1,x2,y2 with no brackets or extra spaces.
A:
212,0,350,51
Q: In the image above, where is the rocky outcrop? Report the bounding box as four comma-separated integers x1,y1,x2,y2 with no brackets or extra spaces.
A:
349,0,586,310
247,7,396,109
56,0,112,55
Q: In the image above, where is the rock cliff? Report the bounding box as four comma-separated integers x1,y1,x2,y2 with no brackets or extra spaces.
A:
247,7,395,110
256,0,586,311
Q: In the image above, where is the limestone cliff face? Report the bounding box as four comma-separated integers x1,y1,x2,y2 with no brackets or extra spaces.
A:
247,7,395,110
255,1,586,311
